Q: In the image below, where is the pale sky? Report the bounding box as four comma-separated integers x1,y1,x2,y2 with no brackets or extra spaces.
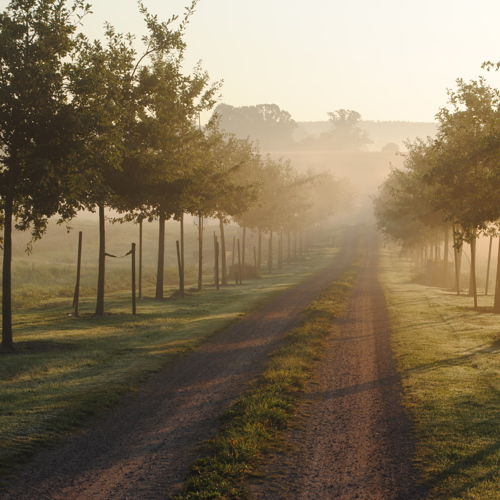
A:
3,0,500,123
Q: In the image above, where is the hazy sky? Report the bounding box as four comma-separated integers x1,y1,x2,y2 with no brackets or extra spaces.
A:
3,0,500,123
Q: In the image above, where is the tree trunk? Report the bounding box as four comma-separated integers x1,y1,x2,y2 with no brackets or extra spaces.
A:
278,232,283,269
294,232,297,262
257,229,262,270
242,225,246,278
453,225,462,296
485,235,493,296
219,216,227,285
287,230,291,265
470,237,477,309
95,204,106,315
1,190,14,351
268,231,273,273
237,238,242,284
198,215,203,291
232,236,236,279
493,239,500,312
73,231,83,317
180,214,185,298
155,209,166,300
443,225,449,287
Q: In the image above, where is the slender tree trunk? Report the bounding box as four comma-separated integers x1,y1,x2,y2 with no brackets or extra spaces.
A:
219,216,227,285
242,225,246,278
215,237,219,289
485,235,493,296
294,232,297,262
257,229,262,270
176,240,182,293
180,214,185,298
268,231,273,273
470,236,477,308
1,190,14,351
155,209,166,300
287,230,291,265
232,236,236,279
73,231,83,317
131,243,136,315
453,225,462,296
443,225,449,287
237,238,242,284
95,204,106,315
198,215,203,291
493,238,500,312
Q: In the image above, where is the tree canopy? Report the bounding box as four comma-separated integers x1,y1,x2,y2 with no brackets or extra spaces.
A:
213,103,297,150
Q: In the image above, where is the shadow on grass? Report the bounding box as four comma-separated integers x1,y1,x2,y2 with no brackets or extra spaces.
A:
423,441,500,498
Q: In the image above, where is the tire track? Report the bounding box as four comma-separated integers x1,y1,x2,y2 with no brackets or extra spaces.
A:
251,227,427,500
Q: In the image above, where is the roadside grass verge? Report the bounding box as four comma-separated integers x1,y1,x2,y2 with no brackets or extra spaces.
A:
379,245,500,500
175,255,363,499
0,229,345,487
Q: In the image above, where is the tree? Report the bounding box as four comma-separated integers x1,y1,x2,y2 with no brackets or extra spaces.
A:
68,25,138,315
197,123,260,285
0,0,89,352
213,103,297,150
70,1,213,308
317,109,372,150
424,78,500,308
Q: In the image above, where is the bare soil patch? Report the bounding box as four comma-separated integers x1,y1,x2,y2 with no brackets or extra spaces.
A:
249,229,427,499
2,229,357,500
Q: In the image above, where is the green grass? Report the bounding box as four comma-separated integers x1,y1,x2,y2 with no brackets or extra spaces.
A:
0,223,347,487
174,254,363,499
379,245,500,500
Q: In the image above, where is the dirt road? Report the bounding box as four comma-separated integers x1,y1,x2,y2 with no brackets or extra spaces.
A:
3,228,358,500
251,227,426,499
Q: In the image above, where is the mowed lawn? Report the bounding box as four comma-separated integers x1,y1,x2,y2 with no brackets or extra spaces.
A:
379,244,500,500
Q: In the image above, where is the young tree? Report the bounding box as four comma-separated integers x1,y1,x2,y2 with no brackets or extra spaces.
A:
68,26,138,315
425,79,500,308
0,0,89,351
71,1,214,308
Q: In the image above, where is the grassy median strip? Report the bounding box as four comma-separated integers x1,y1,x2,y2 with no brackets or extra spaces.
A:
379,245,500,500
175,259,362,499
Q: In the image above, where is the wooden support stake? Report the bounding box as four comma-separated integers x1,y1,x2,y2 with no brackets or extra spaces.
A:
131,243,136,315
139,219,143,299
73,231,83,317
176,240,183,298
237,238,242,285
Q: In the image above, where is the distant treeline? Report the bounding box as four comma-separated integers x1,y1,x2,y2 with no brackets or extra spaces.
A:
295,120,438,152
214,103,437,152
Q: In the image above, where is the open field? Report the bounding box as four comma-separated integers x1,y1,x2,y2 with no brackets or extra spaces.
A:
380,244,500,499
0,221,346,487
6,215,257,309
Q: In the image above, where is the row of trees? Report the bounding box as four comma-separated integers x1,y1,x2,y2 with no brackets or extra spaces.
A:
373,74,500,311
0,0,355,352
